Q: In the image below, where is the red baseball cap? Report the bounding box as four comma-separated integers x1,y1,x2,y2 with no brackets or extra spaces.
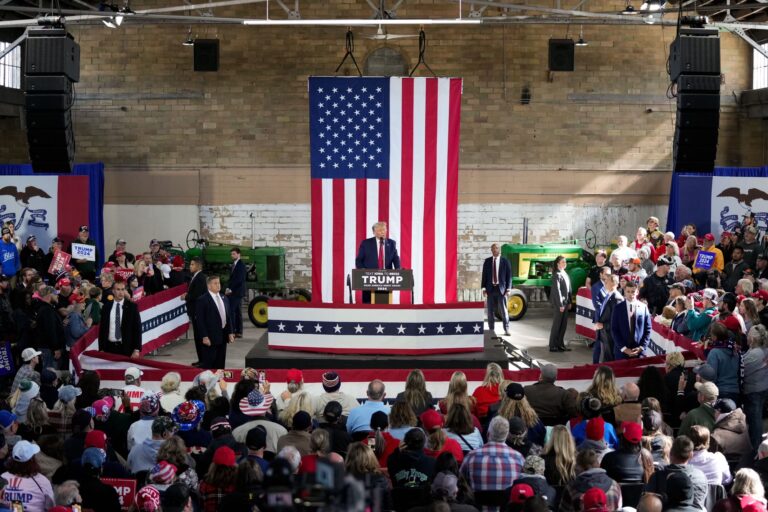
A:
704,233,715,241
510,483,535,504
582,488,608,512
622,422,643,444
286,368,303,383
84,430,107,450
753,290,768,303
212,446,236,467
420,409,444,432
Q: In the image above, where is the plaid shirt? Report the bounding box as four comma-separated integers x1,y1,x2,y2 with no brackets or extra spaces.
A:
47,409,73,439
198,481,236,512
460,442,525,492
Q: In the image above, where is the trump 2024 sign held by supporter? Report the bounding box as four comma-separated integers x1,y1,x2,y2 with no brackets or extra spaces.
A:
695,251,715,270
47,250,71,276
71,243,96,261
0,176,90,250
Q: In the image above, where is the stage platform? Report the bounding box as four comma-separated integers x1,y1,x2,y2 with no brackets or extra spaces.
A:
245,329,509,370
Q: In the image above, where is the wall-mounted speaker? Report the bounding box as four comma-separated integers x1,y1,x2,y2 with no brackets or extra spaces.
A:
548,39,575,72
194,39,219,72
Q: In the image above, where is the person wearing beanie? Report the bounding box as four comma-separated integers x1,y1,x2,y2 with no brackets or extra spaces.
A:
276,410,313,457
148,460,178,492
199,446,238,512
568,396,620,449
312,371,360,420
276,368,314,413
78,447,122,512
245,425,270,474
128,416,178,474
127,394,161,451
559,449,623,512
195,417,247,480
512,455,557,506
317,400,352,458
576,416,612,463
421,409,464,464
600,422,647,483
134,485,163,512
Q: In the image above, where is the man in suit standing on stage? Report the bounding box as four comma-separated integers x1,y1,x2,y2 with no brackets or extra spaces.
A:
196,275,234,369
184,256,208,367
98,278,143,358
225,247,246,338
355,222,401,303
610,281,651,360
481,244,512,337
549,256,572,352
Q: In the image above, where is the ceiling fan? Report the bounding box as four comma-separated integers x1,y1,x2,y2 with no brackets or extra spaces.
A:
365,24,419,41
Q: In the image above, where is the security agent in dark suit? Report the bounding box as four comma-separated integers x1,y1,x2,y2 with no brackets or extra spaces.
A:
196,275,234,369
355,221,401,303
225,247,247,338
184,256,208,366
549,255,572,352
98,279,143,358
481,244,513,336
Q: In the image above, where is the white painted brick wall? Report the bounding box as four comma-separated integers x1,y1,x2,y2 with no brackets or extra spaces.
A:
200,203,666,299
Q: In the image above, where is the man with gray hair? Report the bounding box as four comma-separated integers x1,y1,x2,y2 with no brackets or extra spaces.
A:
345,379,389,433
524,364,576,425
355,221,401,303
460,416,525,493
276,445,302,474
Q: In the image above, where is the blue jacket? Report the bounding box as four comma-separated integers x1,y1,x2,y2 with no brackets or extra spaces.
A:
0,240,19,277
65,311,89,348
610,300,652,358
706,347,741,396
570,419,619,449
481,255,512,295
591,283,608,323
355,237,400,270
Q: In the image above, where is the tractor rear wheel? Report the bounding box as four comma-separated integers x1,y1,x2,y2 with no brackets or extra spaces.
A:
248,295,270,328
508,289,528,321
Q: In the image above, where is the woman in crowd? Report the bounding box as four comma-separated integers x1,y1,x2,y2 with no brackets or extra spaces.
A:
495,382,545,446
48,385,79,439
742,324,768,454
388,400,418,441
395,369,434,417
682,235,699,268
664,241,683,274
298,428,332,475
637,366,670,412
688,425,732,486
18,396,55,442
740,298,760,334
444,403,483,453
157,435,199,491
438,371,479,428
344,442,392,511
367,410,400,468
159,372,185,414
641,397,674,436
586,366,622,425
278,390,313,429
507,417,542,458
543,425,576,486
318,401,351,458
64,293,91,349
713,468,766,512
199,446,238,512
641,409,672,468
1,441,55,511
421,409,464,463
471,362,504,419
115,250,133,271
672,297,690,336
705,322,741,404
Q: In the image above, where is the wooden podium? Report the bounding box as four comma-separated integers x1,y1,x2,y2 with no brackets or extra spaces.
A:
350,269,414,304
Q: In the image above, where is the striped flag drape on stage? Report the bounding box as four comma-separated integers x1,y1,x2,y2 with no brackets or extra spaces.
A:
308,76,462,304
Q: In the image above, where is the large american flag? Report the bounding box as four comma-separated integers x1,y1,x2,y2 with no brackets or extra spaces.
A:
309,76,462,304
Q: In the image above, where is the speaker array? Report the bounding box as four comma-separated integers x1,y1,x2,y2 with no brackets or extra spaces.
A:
24,28,80,173
668,28,721,172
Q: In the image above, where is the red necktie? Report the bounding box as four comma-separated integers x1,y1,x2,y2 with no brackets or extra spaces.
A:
493,257,498,285
378,239,384,269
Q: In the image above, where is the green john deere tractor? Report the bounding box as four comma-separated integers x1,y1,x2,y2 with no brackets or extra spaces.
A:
166,230,310,328
498,242,595,322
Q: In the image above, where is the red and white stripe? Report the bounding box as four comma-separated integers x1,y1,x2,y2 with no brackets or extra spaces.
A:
311,77,462,305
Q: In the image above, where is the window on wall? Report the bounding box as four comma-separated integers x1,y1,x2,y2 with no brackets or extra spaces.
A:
0,41,21,89
754,44,768,89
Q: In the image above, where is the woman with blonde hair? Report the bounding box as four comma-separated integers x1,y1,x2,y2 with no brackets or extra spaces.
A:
740,298,760,333
395,369,434,416
713,468,766,512
496,382,546,446
278,390,314,428
157,435,199,490
471,362,504,419
681,235,699,268
543,425,576,486
159,371,184,413
586,366,622,424
344,442,392,510
438,371,477,418
387,400,418,441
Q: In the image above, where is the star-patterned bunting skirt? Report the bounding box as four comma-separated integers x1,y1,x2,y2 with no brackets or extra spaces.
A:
267,300,484,355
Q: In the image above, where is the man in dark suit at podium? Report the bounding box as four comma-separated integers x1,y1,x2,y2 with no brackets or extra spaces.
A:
355,222,401,303
481,244,512,337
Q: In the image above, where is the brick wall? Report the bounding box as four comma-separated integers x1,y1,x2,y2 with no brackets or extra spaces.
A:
201,202,665,298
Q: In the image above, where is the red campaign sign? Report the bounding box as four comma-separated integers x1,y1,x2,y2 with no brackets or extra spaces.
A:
101,478,136,510
132,286,145,301
47,250,71,277
115,268,134,282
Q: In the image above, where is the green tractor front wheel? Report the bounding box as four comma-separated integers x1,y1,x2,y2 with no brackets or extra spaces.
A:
248,295,270,328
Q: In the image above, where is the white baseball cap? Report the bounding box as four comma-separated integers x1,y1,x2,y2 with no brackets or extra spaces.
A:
21,348,42,362
125,367,143,382
702,288,719,304
12,441,40,462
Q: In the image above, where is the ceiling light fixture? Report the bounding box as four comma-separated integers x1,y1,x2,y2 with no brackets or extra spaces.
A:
640,0,666,12
183,26,194,46
575,26,588,46
621,2,638,15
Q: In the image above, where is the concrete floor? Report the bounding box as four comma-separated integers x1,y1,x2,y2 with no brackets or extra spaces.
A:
145,304,595,370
